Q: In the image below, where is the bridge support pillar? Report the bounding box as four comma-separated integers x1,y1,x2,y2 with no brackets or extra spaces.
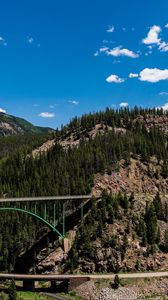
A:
23,279,35,291
50,280,57,291
63,238,71,253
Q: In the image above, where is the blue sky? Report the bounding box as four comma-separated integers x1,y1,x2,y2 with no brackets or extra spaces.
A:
0,0,168,128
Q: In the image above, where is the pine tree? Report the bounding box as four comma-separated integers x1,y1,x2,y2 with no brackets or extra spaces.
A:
113,275,120,289
145,202,158,245
129,192,135,209
153,192,163,220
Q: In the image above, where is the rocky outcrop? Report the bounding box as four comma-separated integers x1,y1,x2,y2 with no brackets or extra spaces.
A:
37,247,65,273
32,139,56,158
134,114,168,133
78,238,168,274
92,158,168,197
37,230,76,273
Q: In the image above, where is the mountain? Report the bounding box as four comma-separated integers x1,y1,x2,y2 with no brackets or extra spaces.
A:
0,107,168,282
0,112,54,136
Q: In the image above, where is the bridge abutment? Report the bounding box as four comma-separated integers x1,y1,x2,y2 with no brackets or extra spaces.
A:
68,277,90,291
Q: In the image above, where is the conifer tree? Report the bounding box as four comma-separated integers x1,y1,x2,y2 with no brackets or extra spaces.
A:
113,275,120,289
145,203,158,245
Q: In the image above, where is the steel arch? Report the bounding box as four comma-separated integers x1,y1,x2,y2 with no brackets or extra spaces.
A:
0,207,64,238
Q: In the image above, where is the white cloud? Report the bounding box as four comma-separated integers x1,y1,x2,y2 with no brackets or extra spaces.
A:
159,41,168,52
106,46,139,58
0,108,6,113
33,104,39,107
94,51,99,57
102,39,115,44
119,102,129,108
158,103,168,111
129,73,139,78
142,24,168,53
145,50,152,56
142,25,161,45
38,112,55,118
139,68,168,83
106,74,125,83
107,25,115,33
113,59,120,64
27,37,34,44
96,45,139,58
159,92,168,96
49,105,55,108
99,47,109,52
68,100,79,105
0,36,7,46
102,39,108,43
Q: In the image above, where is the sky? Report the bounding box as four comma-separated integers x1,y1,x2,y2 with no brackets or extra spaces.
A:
0,0,168,128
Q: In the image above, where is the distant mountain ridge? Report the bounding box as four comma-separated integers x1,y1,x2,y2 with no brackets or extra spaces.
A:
0,112,54,136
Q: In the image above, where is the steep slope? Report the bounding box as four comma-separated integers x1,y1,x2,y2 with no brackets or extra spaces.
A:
0,107,168,275
92,157,168,196
0,112,54,136
64,191,168,274
32,108,168,274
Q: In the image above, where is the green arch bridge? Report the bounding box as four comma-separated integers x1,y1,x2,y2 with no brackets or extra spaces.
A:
0,195,92,238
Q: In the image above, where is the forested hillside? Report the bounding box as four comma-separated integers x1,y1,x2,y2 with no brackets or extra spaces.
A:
0,107,168,274
0,112,54,136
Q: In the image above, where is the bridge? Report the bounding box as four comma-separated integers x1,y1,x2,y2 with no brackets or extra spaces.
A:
0,272,168,292
0,195,92,238
0,195,96,291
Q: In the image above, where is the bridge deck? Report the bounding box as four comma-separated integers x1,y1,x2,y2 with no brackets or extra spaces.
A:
0,272,168,281
0,273,90,281
0,195,92,203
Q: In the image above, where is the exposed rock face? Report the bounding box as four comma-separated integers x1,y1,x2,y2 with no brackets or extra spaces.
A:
0,122,23,135
59,124,125,150
34,154,168,275
37,247,65,273
78,237,168,274
32,139,56,157
92,158,168,197
0,120,24,136
134,114,168,133
37,230,76,273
